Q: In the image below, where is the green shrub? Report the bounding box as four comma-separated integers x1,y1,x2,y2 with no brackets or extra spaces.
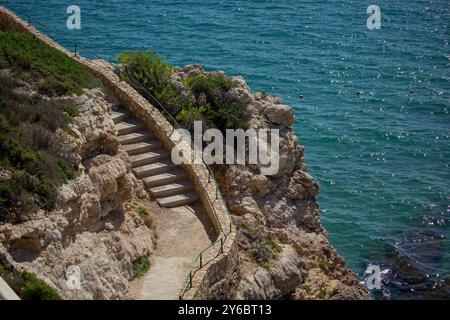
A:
0,31,101,96
117,50,185,115
251,242,272,265
136,206,149,216
21,276,62,300
241,223,281,269
117,50,249,133
0,265,61,300
318,288,327,300
317,259,330,272
132,256,150,278
182,74,247,132
266,239,282,253
176,105,208,124
183,74,234,94
0,70,77,221
300,284,311,294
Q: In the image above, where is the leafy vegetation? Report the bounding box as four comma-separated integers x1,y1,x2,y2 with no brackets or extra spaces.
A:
181,74,247,132
132,256,150,278
0,31,101,95
117,50,185,115
117,50,248,133
240,223,281,270
318,288,327,300
300,284,311,294
0,75,77,222
0,264,62,300
136,206,149,216
0,32,97,222
317,259,330,272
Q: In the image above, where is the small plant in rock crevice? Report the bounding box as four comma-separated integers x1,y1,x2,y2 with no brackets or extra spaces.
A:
136,206,149,216
240,222,282,270
132,256,150,278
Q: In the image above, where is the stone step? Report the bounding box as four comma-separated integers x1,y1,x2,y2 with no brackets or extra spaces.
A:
157,192,199,208
143,169,186,188
117,130,154,145
111,109,129,124
123,140,163,156
149,181,195,198
116,119,146,135
129,149,171,168
133,159,177,178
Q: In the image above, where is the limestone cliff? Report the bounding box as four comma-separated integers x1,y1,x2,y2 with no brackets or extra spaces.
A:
173,65,370,300
0,86,155,299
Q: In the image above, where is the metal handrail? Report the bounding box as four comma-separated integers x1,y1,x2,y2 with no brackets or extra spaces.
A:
1,3,233,300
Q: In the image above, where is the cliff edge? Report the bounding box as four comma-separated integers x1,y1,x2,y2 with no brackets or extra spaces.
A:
172,65,370,300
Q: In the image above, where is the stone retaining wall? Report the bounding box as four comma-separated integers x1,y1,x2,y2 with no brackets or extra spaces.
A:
0,7,237,300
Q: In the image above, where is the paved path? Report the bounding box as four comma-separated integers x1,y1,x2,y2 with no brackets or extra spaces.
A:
135,203,215,300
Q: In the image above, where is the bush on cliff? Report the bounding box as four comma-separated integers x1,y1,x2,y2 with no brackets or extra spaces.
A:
240,223,281,270
0,31,101,95
0,72,76,223
132,256,150,278
181,74,248,132
117,50,185,115
0,264,61,300
117,50,248,132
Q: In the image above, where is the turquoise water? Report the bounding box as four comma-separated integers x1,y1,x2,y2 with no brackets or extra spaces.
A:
4,0,449,299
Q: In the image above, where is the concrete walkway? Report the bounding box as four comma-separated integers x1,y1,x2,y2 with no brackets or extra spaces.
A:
131,203,215,300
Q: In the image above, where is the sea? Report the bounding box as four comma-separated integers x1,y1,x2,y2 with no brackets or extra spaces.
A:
3,0,449,299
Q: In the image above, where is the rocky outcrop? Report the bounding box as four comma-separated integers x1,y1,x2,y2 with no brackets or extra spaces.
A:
0,88,155,300
236,245,306,299
174,65,370,300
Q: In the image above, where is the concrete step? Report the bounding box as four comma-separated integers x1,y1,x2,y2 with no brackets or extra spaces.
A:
116,119,146,135
143,169,186,188
117,130,154,145
129,149,171,168
123,140,163,156
111,109,129,124
133,159,177,178
149,181,195,198
157,192,199,208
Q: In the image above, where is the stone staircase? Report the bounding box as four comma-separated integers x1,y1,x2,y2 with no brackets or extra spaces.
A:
112,108,199,208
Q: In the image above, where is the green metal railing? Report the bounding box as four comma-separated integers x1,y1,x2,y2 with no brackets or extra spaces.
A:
1,4,233,300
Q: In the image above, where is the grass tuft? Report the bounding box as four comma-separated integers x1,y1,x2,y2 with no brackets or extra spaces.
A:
136,206,149,216
0,31,101,96
132,256,150,278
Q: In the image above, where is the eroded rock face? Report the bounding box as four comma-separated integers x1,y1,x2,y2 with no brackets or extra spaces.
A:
236,245,306,299
0,88,154,300
173,67,369,300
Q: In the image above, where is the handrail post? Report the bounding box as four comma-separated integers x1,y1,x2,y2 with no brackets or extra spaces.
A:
199,252,203,268
229,222,232,234
208,170,211,183
189,271,193,288
220,238,224,254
